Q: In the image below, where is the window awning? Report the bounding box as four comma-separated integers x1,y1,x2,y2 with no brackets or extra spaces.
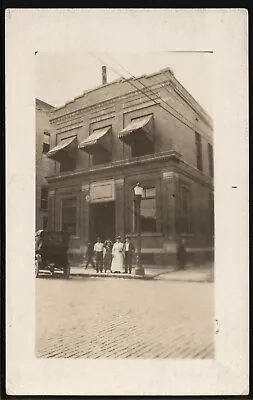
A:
79,126,112,155
47,136,77,162
119,115,154,145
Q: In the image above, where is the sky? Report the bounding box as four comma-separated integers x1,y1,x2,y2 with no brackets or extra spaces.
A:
36,51,213,116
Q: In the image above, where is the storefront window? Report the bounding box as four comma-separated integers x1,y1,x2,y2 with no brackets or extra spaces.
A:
62,197,77,235
134,187,156,232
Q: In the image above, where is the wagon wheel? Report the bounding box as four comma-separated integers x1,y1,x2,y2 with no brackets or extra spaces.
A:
64,264,70,279
35,258,40,278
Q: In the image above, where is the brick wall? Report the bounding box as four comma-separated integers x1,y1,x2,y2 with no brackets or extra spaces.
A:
48,70,212,177
36,104,55,230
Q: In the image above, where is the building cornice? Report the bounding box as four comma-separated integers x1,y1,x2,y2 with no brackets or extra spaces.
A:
46,150,182,183
49,81,165,122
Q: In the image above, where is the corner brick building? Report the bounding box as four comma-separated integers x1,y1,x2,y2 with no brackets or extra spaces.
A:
36,99,55,230
45,67,214,265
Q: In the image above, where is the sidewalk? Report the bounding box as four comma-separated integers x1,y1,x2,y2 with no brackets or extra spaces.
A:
70,263,214,283
156,263,214,283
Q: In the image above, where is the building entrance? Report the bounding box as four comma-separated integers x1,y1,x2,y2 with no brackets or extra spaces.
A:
89,201,115,243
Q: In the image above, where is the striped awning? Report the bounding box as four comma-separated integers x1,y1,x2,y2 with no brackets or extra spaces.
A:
47,136,77,162
79,126,112,154
119,115,154,145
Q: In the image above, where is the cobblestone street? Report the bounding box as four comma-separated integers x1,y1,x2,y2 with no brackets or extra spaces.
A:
36,275,214,359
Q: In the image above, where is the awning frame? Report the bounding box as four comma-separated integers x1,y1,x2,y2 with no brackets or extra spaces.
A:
119,114,154,145
47,136,77,163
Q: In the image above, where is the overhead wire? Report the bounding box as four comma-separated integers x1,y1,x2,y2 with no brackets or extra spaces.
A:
104,53,212,133
105,52,200,130
89,51,197,133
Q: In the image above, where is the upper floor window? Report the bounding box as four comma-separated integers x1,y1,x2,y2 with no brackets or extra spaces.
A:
131,136,154,158
47,135,77,173
41,188,48,209
119,114,154,158
43,132,50,153
60,156,76,172
59,136,77,172
195,132,203,171
208,143,214,178
79,126,112,166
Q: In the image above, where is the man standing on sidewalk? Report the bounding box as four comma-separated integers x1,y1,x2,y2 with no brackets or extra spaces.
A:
103,238,113,273
177,237,187,270
94,237,104,273
123,235,135,274
84,242,95,269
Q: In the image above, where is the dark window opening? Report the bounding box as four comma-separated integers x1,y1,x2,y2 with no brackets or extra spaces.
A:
195,132,203,171
43,142,50,153
41,188,48,209
134,186,156,233
131,136,154,158
208,143,214,177
92,147,112,166
62,198,77,236
60,157,76,172
43,132,50,153
181,187,191,233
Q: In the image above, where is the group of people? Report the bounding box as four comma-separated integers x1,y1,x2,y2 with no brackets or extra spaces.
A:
84,236,135,274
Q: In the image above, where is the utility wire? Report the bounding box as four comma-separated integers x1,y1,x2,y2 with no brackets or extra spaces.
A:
105,54,211,128
89,51,197,133
105,53,199,131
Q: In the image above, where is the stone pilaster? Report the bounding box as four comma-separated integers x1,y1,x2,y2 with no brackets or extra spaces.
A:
81,183,90,242
115,178,125,238
162,171,179,241
48,189,55,230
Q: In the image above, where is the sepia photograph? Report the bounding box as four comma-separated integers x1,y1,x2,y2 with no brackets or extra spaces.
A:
35,51,214,359
6,9,248,396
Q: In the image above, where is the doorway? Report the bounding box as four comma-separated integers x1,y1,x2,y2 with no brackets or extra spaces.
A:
89,201,115,243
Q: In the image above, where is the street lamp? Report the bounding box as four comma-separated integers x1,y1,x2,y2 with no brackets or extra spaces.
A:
134,183,145,276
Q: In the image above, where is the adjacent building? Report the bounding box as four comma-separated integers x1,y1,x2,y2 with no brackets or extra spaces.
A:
45,67,214,265
36,99,54,230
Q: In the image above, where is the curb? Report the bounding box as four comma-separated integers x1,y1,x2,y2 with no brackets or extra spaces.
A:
70,272,154,280
70,268,214,283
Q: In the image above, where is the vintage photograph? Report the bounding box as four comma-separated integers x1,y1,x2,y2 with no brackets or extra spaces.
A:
35,51,215,359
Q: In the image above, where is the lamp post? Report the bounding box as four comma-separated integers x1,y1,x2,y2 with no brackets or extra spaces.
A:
134,183,145,276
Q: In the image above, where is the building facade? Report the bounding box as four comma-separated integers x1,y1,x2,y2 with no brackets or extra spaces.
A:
36,99,54,230
45,68,214,265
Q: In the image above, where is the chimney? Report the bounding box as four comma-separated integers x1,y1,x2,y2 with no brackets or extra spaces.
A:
102,66,107,85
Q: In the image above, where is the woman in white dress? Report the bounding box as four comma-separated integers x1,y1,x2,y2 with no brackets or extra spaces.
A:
111,236,124,273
